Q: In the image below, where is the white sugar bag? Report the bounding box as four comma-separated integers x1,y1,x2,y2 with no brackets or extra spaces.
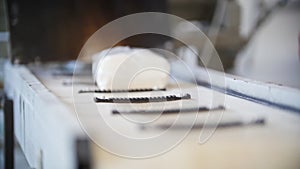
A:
92,47,170,90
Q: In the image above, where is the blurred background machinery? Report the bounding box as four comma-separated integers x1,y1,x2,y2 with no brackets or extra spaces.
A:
4,0,299,88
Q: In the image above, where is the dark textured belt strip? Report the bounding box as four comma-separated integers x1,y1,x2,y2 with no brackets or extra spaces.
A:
112,105,225,115
79,88,166,93
94,94,191,103
148,118,265,130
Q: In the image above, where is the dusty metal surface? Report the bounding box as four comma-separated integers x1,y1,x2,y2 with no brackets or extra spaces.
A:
4,62,300,169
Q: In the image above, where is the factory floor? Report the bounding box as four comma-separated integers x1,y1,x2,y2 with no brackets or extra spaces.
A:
0,109,31,169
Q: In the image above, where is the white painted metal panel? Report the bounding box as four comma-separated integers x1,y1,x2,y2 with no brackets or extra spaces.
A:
4,61,300,169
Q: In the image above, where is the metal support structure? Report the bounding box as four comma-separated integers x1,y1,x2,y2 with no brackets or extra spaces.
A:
76,138,91,169
4,96,14,169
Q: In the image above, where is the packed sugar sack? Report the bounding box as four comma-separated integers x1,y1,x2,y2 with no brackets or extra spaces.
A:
92,46,170,90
